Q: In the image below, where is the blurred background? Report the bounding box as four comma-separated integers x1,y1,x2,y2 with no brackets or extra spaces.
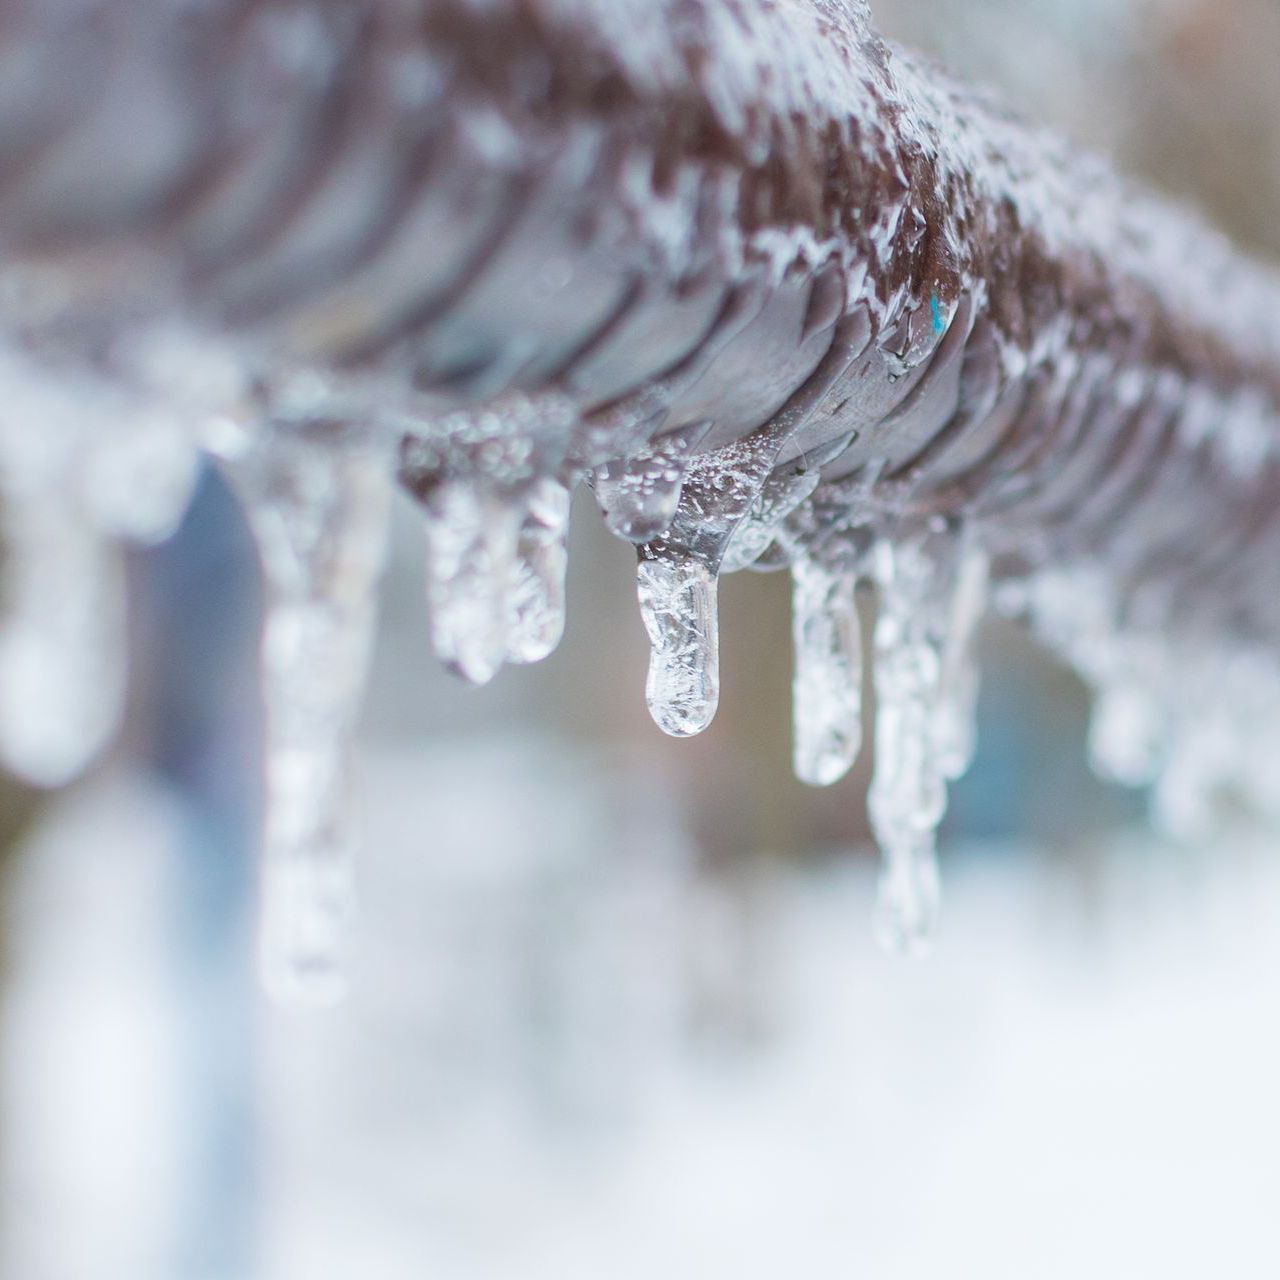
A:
4,1,1280,1276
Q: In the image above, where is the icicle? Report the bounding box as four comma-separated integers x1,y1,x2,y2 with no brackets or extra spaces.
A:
868,552,944,950
592,421,710,543
505,476,571,664
1087,680,1164,787
636,549,719,737
421,478,520,686
791,556,863,786
228,429,392,1005
0,494,127,787
83,408,200,545
867,529,983,954
933,540,989,779
631,430,791,736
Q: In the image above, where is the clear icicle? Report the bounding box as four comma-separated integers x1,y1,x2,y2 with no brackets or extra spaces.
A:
592,421,711,543
637,550,719,737
0,495,127,787
791,556,863,786
230,431,392,1005
422,479,520,686
505,476,571,664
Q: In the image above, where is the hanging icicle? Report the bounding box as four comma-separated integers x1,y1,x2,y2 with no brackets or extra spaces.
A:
505,476,572,664
225,426,393,1005
791,554,864,787
867,523,989,953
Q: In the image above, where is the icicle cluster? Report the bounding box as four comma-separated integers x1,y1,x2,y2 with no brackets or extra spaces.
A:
5,0,1280,998
8,349,1280,990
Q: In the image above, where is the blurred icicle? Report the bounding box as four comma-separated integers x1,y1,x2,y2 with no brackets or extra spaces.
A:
505,476,571,664
0,491,127,787
933,536,990,780
82,408,200,545
868,524,989,953
422,478,521,686
791,555,864,786
226,427,393,1005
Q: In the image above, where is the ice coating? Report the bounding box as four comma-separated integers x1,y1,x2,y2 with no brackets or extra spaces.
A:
0,496,126,788
226,428,392,1005
791,555,864,787
592,423,711,544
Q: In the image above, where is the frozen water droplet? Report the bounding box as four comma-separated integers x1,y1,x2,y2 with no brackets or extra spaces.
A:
422,479,520,686
637,551,719,737
0,497,126,787
229,430,392,1005
505,476,571,664
792,556,863,786
592,421,711,543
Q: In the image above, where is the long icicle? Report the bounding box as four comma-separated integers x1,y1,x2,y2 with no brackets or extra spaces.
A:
228,428,392,1005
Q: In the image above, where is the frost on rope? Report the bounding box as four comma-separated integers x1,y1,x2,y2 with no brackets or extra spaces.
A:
224,428,392,1005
